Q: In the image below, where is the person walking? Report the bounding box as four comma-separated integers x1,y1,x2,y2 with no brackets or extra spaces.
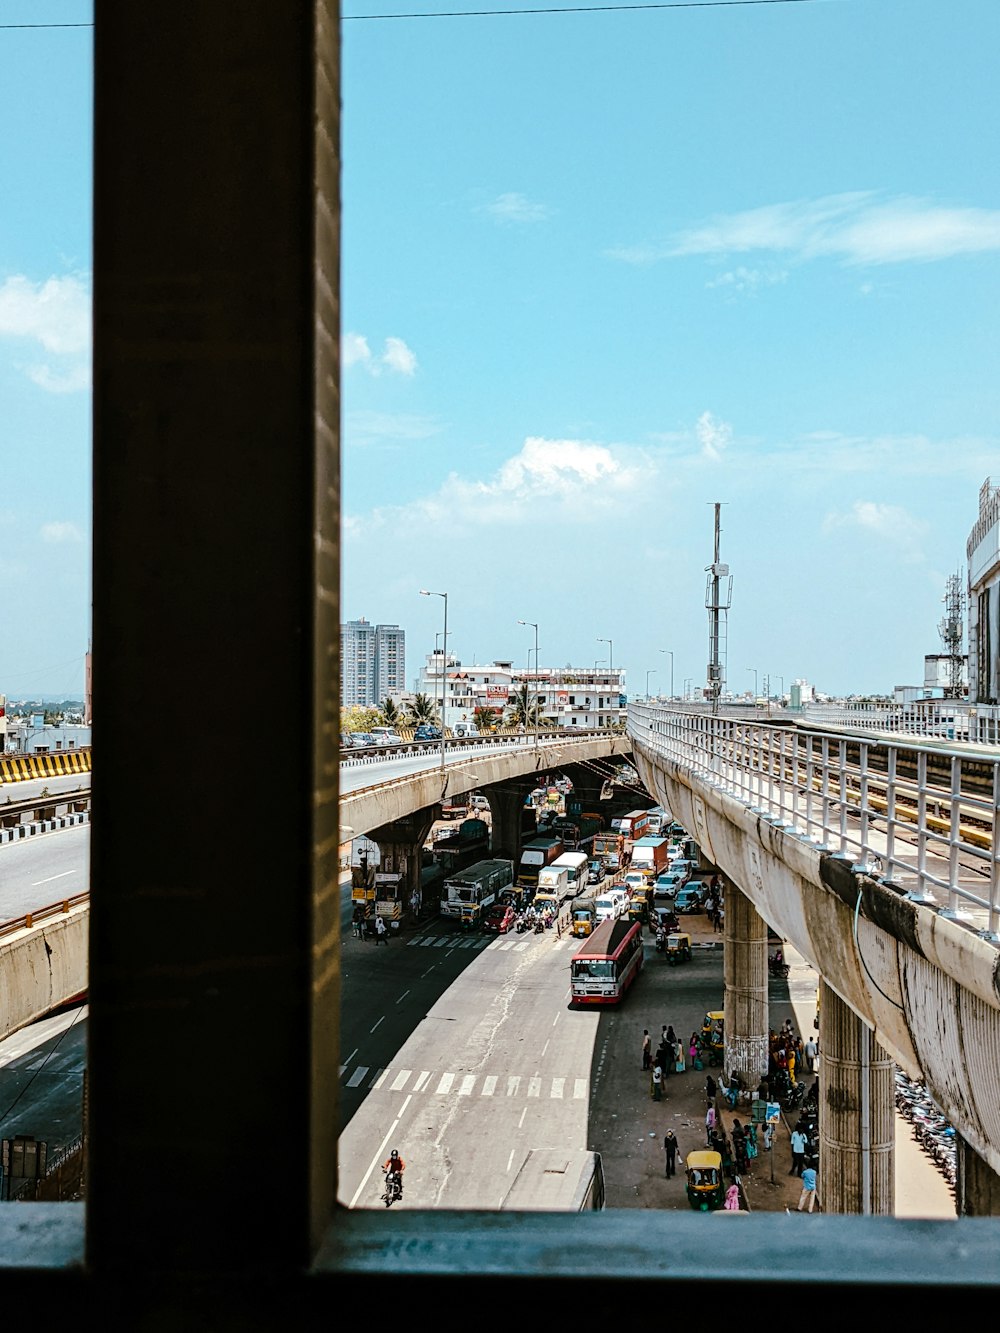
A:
663,1129,679,1178
797,1164,818,1212
705,1103,717,1144
805,1035,818,1074
352,904,365,940
375,915,388,946
641,1029,651,1071
789,1124,808,1176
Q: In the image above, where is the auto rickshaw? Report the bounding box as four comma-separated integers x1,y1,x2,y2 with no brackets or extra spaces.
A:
666,932,692,965
459,903,479,932
626,895,648,925
701,1010,725,1065
685,1150,725,1211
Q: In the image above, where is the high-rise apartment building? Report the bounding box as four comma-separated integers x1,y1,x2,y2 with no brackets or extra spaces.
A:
340,618,406,707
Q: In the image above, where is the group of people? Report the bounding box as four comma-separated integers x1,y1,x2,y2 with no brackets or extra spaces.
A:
644,1025,710,1099
352,904,390,944
703,875,724,932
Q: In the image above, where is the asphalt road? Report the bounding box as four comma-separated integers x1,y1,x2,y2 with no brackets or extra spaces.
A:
0,823,89,920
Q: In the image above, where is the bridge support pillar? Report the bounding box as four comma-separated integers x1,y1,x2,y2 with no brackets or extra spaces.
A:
722,886,768,1086
368,812,436,916
818,980,895,1215
483,782,537,861
958,1137,1000,1215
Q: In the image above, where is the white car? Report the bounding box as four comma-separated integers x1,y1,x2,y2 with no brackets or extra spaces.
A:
369,727,401,745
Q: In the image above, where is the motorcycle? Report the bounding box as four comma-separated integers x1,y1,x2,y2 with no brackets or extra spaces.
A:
768,952,789,979
381,1170,403,1207
654,928,666,953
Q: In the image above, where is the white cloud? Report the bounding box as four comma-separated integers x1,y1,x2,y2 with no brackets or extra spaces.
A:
40,521,85,544
696,411,732,463
483,192,550,224
705,266,787,295
381,336,417,376
611,193,1000,268
345,409,442,449
353,436,646,534
342,332,372,368
0,273,91,392
822,500,929,562
343,331,417,376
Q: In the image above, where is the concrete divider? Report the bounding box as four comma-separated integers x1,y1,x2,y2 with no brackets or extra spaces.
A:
0,906,88,1041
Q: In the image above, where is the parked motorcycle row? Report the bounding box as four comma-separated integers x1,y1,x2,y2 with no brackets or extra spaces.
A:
894,1069,957,1193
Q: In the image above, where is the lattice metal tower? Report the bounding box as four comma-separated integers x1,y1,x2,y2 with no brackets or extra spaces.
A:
705,502,732,714
938,571,966,699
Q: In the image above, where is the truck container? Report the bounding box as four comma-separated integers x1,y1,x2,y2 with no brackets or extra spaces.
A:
549,812,604,852
534,864,571,911
440,858,515,926
592,830,626,872
516,836,565,892
550,850,590,897
611,809,653,844
629,836,672,883
431,817,490,876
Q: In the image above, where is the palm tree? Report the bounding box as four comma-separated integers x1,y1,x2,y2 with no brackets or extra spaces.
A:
504,684,543,732
380,697,401,725
406,692,439,725
473,705,497,734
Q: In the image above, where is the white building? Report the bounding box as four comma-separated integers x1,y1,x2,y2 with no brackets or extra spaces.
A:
967,478,1000,704
416,655,625,730
340,618,406,708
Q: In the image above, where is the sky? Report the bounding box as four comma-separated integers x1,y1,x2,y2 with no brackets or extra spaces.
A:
2,3,999,700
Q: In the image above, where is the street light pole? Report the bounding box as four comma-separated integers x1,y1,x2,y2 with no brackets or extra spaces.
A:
660,649,673,699
597,638,613,727
420,589,449,784
747,667,758,702
683,677,692,699
518,619,539,752
645,669,656,700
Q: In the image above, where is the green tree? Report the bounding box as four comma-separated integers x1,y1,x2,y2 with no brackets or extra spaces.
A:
341,704,383,734
504,684,543,731
406,692,439,725
380,697,401,725
473,705,497,734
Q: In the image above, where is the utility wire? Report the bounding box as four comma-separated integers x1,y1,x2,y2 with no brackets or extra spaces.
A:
345,0,822,18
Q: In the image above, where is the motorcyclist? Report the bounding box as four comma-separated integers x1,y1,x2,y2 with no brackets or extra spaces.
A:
382,1148,405,1196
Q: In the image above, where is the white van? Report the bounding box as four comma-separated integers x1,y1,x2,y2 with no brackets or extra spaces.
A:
594,889,627,922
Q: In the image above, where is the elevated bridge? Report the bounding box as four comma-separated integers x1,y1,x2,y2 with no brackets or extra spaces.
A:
629,702,1000,1214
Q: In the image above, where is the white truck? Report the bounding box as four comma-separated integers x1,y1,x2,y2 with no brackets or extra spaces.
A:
533,864,571,913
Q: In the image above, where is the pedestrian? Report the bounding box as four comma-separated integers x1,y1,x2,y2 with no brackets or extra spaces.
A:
805,1035,818,1073
717,905,725,932
705,1103,716,1144
675,1042,686,1075
375,915,388,946
689,1034,699,1065
724,1183,741,1211
705,1073,717,1102
641,1029,651,1071
732,1120,748,1174
663,1129,679,1178
797,1164,818,1212
352,904,365,940
789,1124,808,1176
788,1048,797,1085
704,895,715,923
666,1025,677,1048
651,1062,663,1101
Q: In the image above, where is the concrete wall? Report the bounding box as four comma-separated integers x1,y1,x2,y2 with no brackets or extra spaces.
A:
631,738,1000,1177
0,907,88,1040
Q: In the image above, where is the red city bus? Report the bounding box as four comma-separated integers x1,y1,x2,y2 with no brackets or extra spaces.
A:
570,917,644,1006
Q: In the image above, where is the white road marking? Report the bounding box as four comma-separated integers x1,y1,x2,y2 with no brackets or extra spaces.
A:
370,1068,387,1088
506,1075,520,1097
369,1015,384,1033
574,1078,587,1099
346,1066,368,1087
31,869,74,886
412,1070,431,1091
390,1069,411,1091
436,1071,455,1094
458,1074,476,1096
551,1078,565,1099
527,1076,541,1098
482,1075,497,1096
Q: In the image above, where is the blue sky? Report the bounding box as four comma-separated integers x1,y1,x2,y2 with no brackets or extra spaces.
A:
342,0,1000,697
2,3,998,699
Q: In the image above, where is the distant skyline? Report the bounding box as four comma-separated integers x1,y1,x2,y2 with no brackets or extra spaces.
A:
2,4,999,698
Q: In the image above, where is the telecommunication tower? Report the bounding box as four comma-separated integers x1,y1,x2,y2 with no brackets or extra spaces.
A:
705,502,733,714
938,571,966,699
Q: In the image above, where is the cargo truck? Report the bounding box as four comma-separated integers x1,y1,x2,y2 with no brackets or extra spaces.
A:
516,836,565,894
629,836,671,883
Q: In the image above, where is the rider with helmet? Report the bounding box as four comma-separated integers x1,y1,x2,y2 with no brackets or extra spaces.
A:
382,1149,405,1196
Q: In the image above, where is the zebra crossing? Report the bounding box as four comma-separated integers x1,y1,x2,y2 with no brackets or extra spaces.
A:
340,1061,589,1101
407,930,575,952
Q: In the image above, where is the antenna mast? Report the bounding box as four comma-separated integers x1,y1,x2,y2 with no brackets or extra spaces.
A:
938,571,966,699
705,502,733,715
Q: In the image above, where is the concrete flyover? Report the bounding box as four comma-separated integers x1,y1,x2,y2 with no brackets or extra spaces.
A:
338,731,632,840
0,902,88,1042
628,702,1000,1203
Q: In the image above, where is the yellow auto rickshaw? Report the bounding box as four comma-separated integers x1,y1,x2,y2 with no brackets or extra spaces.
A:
666,932,692,965
701,1010,725,1065
685,1150,725,1211
626,896,648,925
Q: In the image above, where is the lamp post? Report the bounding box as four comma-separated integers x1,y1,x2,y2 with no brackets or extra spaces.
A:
660,649,674,699
420,589,449,781
597,638,613,727
777,675,784,704
747,667,758,702
683,677,692,700
645,669,656,700
517,619,539,752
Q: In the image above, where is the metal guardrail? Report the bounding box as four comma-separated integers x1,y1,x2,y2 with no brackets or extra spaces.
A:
0,893,89,940
338,728,623,767
630,703,1000,939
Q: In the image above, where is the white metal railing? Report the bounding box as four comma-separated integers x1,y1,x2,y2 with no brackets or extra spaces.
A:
630,703,1000,940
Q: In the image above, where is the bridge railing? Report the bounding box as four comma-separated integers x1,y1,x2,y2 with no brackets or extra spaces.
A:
629,703,1000,939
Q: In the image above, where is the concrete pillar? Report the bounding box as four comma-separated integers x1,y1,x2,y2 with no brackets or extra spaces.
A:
722,886,769,1086
958,1137,1000,1215
369,812,436,909
483,783,537,860
818,980,895,1214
